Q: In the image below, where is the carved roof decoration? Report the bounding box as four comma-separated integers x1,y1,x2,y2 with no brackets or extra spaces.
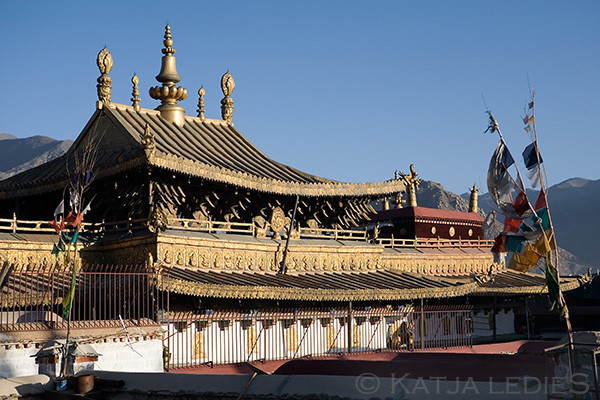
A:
0,103,405,198
155,266,587,301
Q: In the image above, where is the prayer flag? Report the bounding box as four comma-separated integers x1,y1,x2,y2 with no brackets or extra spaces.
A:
545,260,567,319
82,202,92,216
524,125,531,132
51,244,60,259
498,173,518,203
504,217,521,233
64,212,76,227
488,140,533,219
57,236,66,252
62,261,77,319
504,235,526,253
513,191,530,216
521,244,541,268
69,190,80,211
534,189,547,210
528,101,534,109
531,207,550,230
522,143,543,170
526,168,542,188
54,200,64,218
491,235,507,253
523,115,530,125
508,251,529,272
85,170,93,185
533,229,556,254
49,220,61,233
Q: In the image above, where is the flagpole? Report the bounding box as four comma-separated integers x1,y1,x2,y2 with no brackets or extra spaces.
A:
527,92,574,344
487,107,573,343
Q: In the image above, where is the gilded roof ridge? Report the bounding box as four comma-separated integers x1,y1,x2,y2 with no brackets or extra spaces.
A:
108,102,229,125
149,149,405,196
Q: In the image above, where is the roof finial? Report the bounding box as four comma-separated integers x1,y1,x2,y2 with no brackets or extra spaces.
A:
469,184,479,213
399,164,421,207
96,48,113,107
197,87,206,120
131,74,141,111
149,25,188,126
220,72,235,124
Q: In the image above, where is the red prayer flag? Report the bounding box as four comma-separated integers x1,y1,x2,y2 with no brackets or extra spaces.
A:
513,191,529,216
523,115,530,124
49,220,60,233
504,217,521,233
534,189,547,210
492,235,507,253
73,213,83,228
64,211,76,227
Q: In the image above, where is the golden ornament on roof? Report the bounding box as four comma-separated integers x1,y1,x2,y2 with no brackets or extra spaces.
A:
221,72,235,97
97,48,113,75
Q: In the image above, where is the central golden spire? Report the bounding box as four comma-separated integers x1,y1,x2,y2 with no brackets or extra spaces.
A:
149,25,188,126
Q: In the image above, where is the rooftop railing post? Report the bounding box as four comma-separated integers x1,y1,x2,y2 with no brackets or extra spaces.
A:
12,213,16,233
347,301,353,354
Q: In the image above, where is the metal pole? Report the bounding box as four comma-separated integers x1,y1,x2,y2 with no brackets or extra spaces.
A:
492,297,497,342
420,299,425,349
347,301,353,354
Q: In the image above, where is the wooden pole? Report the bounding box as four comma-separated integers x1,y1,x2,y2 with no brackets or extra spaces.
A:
279,195,299,274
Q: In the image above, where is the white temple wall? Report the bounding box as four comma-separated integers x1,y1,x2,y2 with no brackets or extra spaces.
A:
471,310,515,338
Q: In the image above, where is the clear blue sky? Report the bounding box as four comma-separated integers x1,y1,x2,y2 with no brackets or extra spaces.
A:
1,1,598,194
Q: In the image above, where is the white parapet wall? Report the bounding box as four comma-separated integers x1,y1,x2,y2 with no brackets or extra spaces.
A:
0,334,164,379
471,309,515,338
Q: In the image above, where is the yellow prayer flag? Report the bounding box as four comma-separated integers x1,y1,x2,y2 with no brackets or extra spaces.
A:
508,252,529,272
533,229,556,256
521,244,541,270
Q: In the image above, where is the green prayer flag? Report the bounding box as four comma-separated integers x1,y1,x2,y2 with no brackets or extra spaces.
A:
51,244,60,259
71,228,79,244
504,235,525,253
545,256,568,319
532,207,550,230
57,237,66,252
62,262,77,319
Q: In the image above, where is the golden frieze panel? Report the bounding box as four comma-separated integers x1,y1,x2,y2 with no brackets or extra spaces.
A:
380,253,497,276
0,241,76,271
156,236,383,273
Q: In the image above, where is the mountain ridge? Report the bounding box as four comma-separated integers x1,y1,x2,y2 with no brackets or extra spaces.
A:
0,134,72,181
